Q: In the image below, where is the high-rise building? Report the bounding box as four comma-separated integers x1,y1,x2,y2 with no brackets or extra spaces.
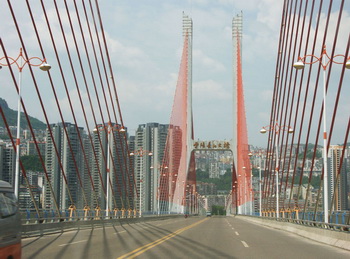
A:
91,123,129,211
0,143,15,185
328,145,348,211
44,123,84,210
26,141,46,157
133,123,168,214
197,182,217,195
128,135,136,209
209,162,219,179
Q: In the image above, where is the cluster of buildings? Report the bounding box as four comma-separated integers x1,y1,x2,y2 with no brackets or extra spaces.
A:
249,144,350,212
194,151,234,212
0,122,169,215
195,150,233,179
1,122,349,215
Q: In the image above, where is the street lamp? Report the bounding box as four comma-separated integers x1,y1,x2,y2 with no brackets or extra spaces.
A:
130,147,153,217
94,122,125,218
293,45,350,223
260,122,293,219
0,48,51,198
346,60,350,69
248,151,265,217
150,163,168,215
241,167,247,215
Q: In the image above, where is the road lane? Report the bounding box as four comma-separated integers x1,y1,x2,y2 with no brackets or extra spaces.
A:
123,216,350,259
22,216,350,259
22,217,199,258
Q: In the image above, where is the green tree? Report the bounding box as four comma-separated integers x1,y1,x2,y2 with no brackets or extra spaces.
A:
298,143,322,159
196,168,232,191
21,155,45,172
212,205,226,215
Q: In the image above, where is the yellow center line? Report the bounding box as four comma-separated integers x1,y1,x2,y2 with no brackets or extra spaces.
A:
117,218,209,259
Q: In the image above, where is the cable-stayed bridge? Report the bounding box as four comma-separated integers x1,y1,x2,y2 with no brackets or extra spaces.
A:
0,1,350,258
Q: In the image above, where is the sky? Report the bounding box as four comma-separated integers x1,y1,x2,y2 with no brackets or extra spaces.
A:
97,0,284,147
1,0,349,147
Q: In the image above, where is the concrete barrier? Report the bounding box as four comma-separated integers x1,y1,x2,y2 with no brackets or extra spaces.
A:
236,215,350,251
21,214,182,238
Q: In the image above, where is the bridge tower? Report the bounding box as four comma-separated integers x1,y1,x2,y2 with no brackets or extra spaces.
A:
160,12,252,216
232,12,253,215
183,13,194,185
232,12,242,181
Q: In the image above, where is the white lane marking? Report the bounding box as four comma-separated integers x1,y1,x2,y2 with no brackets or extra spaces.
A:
114,230,127,234
59,240,87,246
241,241,249,247
235,231,239,236
23,236,46,241
231,227,235,230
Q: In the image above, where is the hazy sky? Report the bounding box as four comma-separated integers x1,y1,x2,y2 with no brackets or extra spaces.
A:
1,0,349,147
97,0,284,147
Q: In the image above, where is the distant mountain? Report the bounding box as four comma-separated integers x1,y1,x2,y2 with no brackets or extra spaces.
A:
0,97,46,130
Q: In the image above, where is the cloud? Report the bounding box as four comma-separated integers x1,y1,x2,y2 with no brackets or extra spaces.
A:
193,50,226,72
1,0,348,148
105,32,147,68
193,79,231,102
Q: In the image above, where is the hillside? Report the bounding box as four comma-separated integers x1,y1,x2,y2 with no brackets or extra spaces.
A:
0,97,46,130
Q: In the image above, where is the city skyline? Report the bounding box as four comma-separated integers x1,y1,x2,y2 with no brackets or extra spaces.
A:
1,119,348,211
1,2,350,257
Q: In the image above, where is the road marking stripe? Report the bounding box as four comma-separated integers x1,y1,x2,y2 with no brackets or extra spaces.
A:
114,230,127,234
58,240,87,246
241,241,249,247
231,227,234,230
117,218,209,259
235,231,239,236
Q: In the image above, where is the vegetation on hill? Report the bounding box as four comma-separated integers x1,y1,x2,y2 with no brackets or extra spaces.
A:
196,168,232,191
21,155,45,172
297,143,322,159
211,205,226,215
0,97,46,130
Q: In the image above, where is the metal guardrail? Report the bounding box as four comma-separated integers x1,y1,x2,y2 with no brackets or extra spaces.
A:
20,209,177,224
242,214,350,233
278,217,350,232
21,213,183,238
248,211,350,224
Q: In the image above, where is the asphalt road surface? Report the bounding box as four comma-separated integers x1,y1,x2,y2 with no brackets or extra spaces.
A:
22,216,350,259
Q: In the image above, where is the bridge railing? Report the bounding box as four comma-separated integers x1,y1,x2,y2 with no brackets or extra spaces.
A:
20,209,183,237
250,211,349,225
242,213,350,233
20,209,179,224
259,211,349,225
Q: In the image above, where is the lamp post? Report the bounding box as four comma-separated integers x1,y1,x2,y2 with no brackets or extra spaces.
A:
260,122,293,219
0,48,51,198
242,168,247,215
181,180,185,214
250,173,253,215
237,175,242,214
248,150,265,217
95,122,125,218
233,181,238,215
293,45,350,223
130,148,153,217
150,164,162,215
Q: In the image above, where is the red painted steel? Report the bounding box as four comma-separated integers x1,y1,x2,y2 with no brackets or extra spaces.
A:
159,34,191,211
235,30,252,207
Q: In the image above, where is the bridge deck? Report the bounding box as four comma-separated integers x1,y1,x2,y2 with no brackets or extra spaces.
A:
22,216,350,259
